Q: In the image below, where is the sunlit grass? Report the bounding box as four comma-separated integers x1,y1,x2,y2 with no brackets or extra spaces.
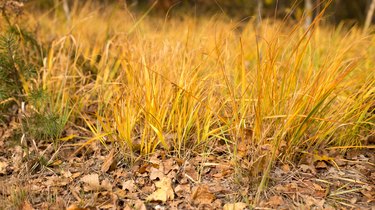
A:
8,1,374,205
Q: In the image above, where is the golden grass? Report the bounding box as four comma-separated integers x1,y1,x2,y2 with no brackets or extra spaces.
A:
14,1,374,200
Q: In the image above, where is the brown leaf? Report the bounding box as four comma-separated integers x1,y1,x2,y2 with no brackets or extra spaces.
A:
212,199,223,209
237,140,250,158
184,163,198,182
142,184,156,194
66,204,89,210
275,184,289,193
163,158,178,175
315,161,327,169
124,200,147,210
147,177,175,202
122,180,136,192
191,185,216,205
275,183,297,193
61,169,72,178
21,200,34,210
133,200,147,210
212,164,233,178
150,166,165,180
45,176,70,187
72,172,81,179
114,188,127,199
174,184,191,198
80,173,100,191
266,195,284,207
0,160,9,175
303,195,325,209
101,149,115,173
101,179,112,191
350,197,357,204
223,202,247,210
138,163,151,174
300,164,316,174
312,183,324,191
12,146,23,173
281,164,290,172
361,190,374,200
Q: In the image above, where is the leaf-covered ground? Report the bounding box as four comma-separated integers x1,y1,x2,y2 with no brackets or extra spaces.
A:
1,123,374,209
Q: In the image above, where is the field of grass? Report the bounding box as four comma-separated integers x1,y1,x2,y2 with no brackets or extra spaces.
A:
1,1,374,208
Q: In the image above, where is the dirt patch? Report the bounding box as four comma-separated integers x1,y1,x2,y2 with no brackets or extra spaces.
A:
0,124,374,209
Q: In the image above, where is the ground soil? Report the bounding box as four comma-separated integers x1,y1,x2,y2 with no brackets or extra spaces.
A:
0,123,374,210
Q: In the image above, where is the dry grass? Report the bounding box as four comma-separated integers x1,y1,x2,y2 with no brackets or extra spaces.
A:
5,1,374,203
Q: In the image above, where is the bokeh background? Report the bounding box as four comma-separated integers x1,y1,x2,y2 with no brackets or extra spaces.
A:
28,0,375,26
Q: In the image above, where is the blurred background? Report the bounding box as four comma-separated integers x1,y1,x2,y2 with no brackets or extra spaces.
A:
27,0,375,27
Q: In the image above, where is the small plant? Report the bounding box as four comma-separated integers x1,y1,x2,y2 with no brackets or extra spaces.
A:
0,1,69,143
22,87,70,142
23,111,69,141
0,32,35,98
0,31,35,124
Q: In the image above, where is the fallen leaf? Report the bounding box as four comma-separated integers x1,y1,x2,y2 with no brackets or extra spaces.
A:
101,179,112,191
315,161,327,169
174,184,191,198
212,199,223,209
72,172,81,179
184,163,199,182
361,190,373,200
138,163,151,174
303,195,325,209
127,200,147,210
122,180,136,192
192,185,216,205
123,206,132,210
21,200,34,210
275,184,288,192
163,158,178,175
45,176,70,187
150,166,165,180
237,140,250,158
12,146,23,172
223,202,247,210
149,154,162,165
281,164,290,172
266,195,284,207
147,177,175,202
212,164,233,178
66,204,89,210
275,183,297,193
142,184,156,194
0,160,8,175
300,164,316,174
101,149,115,173
114,188,127,199
80,173,101,191
61,169,72,178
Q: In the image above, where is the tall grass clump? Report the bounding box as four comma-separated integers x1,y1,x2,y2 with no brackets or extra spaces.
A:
28,1,374,199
